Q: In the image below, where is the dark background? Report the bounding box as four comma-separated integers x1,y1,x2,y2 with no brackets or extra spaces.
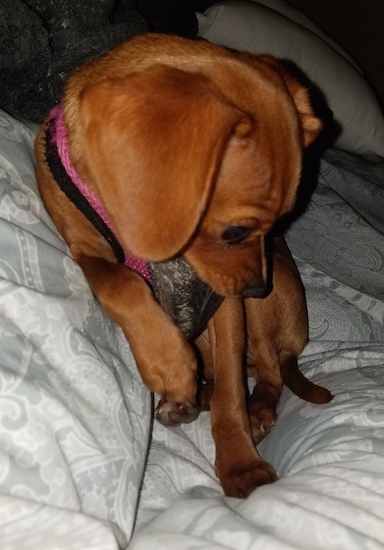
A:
287,0,384,110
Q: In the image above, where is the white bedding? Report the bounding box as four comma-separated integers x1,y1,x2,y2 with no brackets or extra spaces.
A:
1,45,384,550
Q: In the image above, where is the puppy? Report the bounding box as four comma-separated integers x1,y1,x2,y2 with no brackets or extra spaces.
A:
35,33,330,497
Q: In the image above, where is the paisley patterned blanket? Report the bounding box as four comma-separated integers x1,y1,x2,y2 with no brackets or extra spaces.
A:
1,108,384,549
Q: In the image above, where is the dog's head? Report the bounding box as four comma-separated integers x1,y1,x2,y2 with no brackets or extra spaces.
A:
76,35,322,298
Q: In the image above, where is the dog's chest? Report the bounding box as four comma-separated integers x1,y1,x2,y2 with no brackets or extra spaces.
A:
149,257,223,340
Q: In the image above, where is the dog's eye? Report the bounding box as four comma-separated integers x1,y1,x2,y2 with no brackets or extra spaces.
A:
221,225,250,245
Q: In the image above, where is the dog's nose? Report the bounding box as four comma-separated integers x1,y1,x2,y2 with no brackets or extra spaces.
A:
242,280,267,298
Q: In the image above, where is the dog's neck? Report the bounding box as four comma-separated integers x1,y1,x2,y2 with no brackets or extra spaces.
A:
46,104,151,283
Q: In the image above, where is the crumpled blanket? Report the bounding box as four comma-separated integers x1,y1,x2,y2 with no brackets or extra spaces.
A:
1,109,384,549
0,0,213,122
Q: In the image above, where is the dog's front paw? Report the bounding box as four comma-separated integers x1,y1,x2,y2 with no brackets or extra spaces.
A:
134,318,199,408
219,460,278,498
155,398,200,426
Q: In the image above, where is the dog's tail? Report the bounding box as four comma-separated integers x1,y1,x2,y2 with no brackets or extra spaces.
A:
280,356,333,404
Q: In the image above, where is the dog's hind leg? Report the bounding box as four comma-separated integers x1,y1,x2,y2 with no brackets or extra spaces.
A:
245,258,332,446
245,329,284,445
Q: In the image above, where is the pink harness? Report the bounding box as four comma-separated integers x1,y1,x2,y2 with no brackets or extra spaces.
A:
48,104,151,282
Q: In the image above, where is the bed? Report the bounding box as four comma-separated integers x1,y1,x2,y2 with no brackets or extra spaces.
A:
1,1,384,548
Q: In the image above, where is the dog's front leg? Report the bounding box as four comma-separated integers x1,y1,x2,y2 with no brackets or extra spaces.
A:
77,256,198,411
209,297,277,498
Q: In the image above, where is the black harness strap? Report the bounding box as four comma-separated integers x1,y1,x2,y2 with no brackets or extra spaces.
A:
44,117,125,265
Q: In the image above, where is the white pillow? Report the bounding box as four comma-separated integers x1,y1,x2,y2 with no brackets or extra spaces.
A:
197,0,384,157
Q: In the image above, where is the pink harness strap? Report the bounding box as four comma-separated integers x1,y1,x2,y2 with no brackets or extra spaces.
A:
50,105,151,282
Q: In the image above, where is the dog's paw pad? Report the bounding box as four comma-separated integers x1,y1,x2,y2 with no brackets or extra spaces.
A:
155,399,199,426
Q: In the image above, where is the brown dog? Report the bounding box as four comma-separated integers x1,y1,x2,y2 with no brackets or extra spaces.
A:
35,33,331,497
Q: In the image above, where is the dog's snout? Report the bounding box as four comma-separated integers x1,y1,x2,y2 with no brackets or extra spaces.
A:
242,279,267,298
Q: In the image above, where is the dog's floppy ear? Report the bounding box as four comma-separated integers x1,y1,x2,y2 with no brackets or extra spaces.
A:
258,55,323,147
79,66,251,261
